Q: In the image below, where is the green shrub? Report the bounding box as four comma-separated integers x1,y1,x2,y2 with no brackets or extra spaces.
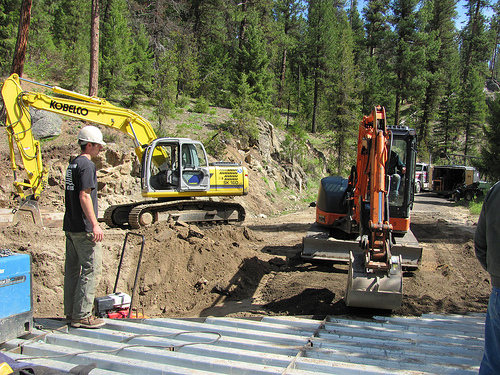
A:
469,197,484,215
274,181,282,194
176,96,190,108
204,131,229,159
219,111,259,147
192,97,209,114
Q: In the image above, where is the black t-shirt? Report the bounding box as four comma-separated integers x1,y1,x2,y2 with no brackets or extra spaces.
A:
63,155,98,233
388,151,405,175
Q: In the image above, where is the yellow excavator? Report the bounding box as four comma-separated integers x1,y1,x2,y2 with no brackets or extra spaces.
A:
1,73,249,228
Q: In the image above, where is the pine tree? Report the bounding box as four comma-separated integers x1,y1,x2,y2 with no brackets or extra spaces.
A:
364,0,391,59
25,0,57,78
99,0,132,97
154,49,178,125
232,21,272,114
274,0,305,108
326,9,359,174
418,0,458,157
0,0,21,75
348,0,366,66
460,67,487,159
182,0,234,106
481,96,500,180
488,1,500,79
456,0,490,161
128,23,153,107
173,32,200,102
432,66,461,160
391,0,428,126
461,0,491,80
306,0,337,133
361,0,394,114
52,0,90,90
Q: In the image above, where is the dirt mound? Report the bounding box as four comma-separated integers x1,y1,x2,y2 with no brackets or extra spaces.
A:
123,221,275,317
0,218,280,318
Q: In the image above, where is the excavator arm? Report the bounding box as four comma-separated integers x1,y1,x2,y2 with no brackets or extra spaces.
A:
345,106,403,309
354,106,393,269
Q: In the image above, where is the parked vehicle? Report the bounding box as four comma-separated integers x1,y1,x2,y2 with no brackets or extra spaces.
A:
301,106,422,310
415,162,432,193
451,181,491,202
451,182,483,202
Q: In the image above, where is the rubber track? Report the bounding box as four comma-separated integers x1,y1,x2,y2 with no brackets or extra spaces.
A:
103,201,145,228
105,200,246,229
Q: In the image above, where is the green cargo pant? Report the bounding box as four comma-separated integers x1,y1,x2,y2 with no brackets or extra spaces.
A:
64,232,102,319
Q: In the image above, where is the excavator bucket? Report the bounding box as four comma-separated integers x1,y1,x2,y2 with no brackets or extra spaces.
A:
345,252,403,310
13,199,43,227
302,222,422,270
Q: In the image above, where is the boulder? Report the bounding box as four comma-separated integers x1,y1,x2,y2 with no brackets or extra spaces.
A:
30,108,63,139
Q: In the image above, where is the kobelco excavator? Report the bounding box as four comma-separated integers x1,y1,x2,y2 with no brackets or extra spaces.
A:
1,74,248,228
302,106,422,310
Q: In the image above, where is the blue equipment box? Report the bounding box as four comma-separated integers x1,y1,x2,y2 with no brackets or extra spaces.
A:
0,252,33,342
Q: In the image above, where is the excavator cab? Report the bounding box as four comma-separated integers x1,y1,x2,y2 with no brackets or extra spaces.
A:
143,139,210,193
387,126,417,236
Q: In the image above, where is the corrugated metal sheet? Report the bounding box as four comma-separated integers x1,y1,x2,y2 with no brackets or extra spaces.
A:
1,313,484,374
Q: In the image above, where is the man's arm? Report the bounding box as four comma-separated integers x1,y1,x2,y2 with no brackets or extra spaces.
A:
475,207,488,271
79,188,104,242
397,155,406,174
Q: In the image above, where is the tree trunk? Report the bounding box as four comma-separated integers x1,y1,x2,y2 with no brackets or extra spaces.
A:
394,68,403,126
89,0,100,96
463,1,481,81
11,0,32,77
278,48,287,108
238,0,248,51
394,92,401,126
312,66,319,134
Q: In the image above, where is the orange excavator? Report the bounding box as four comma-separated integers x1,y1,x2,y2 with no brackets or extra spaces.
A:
303,106,422,309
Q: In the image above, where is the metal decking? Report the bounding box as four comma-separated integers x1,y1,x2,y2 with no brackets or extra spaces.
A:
1,313,484,374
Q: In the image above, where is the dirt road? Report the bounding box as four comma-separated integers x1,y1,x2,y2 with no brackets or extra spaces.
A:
0,192,488,319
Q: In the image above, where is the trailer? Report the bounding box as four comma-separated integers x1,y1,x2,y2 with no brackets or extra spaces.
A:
432,165,480,197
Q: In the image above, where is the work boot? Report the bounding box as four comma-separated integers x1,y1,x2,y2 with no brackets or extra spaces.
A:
71,315,105,329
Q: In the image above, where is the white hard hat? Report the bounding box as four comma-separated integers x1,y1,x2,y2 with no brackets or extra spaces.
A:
78,125,106,146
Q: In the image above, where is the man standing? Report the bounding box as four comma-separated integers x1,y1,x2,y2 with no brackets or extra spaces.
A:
63,125,106,329
475,181,500,374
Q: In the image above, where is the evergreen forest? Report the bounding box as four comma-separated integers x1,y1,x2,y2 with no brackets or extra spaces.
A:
2,0,500,180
